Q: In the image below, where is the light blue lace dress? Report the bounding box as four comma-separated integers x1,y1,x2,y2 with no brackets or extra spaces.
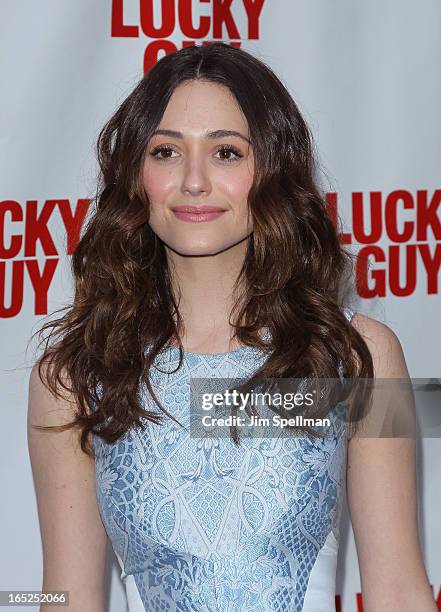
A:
93,307,355,611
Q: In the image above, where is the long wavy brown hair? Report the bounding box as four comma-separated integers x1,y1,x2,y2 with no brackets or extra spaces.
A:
30,42,373,457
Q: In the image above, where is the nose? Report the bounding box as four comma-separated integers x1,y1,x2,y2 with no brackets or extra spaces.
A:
181,153,212,197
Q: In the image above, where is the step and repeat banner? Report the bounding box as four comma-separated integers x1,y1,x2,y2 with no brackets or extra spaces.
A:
1,1,440,610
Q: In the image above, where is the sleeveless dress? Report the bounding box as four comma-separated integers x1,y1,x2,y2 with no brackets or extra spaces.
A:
93,307,355,611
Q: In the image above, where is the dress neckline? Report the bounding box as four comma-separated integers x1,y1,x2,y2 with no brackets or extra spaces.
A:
165,327,272,359
166,343,254,359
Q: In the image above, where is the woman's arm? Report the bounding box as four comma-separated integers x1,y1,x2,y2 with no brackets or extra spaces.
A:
347,314,437,611
27,364,108,612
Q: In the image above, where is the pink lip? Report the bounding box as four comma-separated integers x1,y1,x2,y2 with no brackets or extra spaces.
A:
170,206,227,223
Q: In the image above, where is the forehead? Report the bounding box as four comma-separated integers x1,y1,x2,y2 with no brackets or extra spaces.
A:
158,80,249,134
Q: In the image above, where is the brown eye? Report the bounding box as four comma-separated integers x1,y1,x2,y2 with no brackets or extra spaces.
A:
150,146,176,161
215,145,243,162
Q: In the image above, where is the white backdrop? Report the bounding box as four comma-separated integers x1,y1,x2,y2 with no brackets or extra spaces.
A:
1,1,440,610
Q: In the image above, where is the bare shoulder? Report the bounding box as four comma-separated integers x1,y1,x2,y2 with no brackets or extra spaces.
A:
350,312,409,378
28,360,79,430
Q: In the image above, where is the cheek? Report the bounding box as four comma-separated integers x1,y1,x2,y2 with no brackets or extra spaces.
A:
220,166,254,213
142,164,174,205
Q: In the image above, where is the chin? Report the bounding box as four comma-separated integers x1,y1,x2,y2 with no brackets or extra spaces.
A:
165,240,232,257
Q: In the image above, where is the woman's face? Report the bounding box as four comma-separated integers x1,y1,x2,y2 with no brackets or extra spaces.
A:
142,80,254,256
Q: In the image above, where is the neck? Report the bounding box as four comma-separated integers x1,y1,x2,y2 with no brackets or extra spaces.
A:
165,238,249,352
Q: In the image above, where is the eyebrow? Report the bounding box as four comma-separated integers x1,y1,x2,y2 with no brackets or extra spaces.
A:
151,128,251,144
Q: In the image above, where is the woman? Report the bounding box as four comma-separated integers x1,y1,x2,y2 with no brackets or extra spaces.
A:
28,43,436,611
